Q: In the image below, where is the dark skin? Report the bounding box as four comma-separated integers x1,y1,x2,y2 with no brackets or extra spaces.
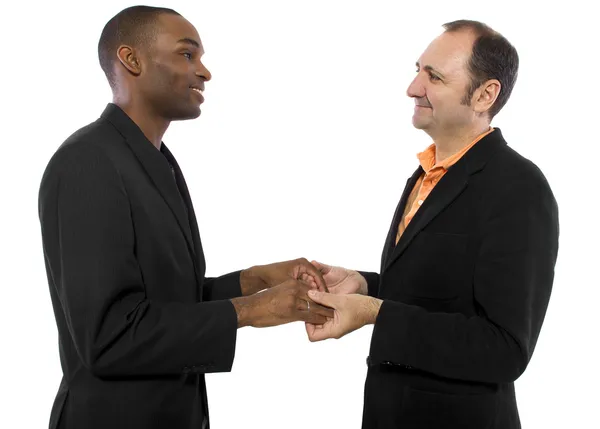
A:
110,13,332,328
236,259,333,327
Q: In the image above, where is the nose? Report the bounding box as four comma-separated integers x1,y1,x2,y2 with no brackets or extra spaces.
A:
406,73,425,99
196,60,212,82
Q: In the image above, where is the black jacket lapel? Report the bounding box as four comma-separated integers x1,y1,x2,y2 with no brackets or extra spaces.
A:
385,162,469,271
380,167,423,272
160,143,206,266
100,104,195,256
384,128,507,272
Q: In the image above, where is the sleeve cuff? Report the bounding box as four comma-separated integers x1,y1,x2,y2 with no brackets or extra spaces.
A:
203,270,243,301
368,299,411,367
186,299,239,374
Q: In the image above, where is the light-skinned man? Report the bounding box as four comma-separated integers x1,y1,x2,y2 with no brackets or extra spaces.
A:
305,20,559,429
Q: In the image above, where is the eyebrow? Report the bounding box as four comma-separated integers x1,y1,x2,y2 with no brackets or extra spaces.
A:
416,62,445,79
177,38,200,48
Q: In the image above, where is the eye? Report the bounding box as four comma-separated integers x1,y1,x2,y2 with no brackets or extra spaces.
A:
429,73,441,82
182,52,192,60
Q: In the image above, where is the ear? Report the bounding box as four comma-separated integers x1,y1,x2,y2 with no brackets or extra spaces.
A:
473,79,501,115
116,45,142,76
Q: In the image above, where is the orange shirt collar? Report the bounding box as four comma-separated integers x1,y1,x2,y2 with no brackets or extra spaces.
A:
417,127,494,173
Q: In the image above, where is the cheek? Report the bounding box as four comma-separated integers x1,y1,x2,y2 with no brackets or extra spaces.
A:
429,90,461,115
423,85,442,106
425,91,441,112
153,61,185,87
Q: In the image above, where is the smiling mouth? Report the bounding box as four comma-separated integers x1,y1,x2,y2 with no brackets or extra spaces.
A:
191,87,204,95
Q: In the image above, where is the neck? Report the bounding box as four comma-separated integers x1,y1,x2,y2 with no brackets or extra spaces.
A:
431,122,491,163
113,94,170,150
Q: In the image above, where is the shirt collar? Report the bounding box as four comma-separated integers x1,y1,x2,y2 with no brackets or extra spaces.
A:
417,127,494,173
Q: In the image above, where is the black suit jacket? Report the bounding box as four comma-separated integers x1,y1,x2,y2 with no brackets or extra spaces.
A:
359,129,559,429
38,104,242,429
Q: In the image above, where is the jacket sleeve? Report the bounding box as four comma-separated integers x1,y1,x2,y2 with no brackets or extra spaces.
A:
39,144,238,378
368,168,559,384
203,272,243,301
357,271,381,297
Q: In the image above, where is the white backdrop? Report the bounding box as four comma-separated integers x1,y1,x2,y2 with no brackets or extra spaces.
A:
1,1,598,428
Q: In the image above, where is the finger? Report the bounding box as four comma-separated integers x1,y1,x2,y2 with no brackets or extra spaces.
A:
292,261,328,292
298,278,329,299
306,321,334,342
296,283,333,314
307,301,335,319
294,289,334,322
301,276,319,290
310,260,332,275
298,273,312,286
305,322,325,329
300,273,318,289
305,322,316,337
316,280,329,293
308,329,331,342
303,311,329,325
308,280,318,289
307,290,338,309
294,290,334,317
299,263,329,293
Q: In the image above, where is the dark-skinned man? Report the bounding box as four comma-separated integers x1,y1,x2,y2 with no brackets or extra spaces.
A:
38,6,332,429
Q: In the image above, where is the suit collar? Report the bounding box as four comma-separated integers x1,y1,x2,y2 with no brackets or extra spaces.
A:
100,103,196,255
383,128,506,272
459,127,506,175
380,166,423,272
160,144,206,261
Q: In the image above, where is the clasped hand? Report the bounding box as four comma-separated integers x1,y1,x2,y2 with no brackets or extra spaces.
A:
301,261,382,342
234,259,381,341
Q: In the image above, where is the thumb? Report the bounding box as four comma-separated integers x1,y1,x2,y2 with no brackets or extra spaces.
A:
308,290,337,308
311,260,331,274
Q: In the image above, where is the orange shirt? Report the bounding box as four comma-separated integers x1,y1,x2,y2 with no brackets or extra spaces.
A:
395,128,494,245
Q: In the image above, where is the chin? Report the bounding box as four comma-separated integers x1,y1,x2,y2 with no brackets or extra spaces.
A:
171,105,202,121
412,117,429,130
185,108,202,120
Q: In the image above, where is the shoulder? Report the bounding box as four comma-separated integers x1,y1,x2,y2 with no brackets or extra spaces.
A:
39,118,124,190
484,140,554,198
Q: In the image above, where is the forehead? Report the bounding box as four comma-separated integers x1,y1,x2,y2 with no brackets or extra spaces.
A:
419,30,475,75
154,14,204,52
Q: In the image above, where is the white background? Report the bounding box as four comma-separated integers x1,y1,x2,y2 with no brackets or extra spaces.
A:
1,1,598,428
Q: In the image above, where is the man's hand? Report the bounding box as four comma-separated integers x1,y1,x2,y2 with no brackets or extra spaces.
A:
299,261,368,295
304,291,382,341
240,258,328,296
231,279,334,328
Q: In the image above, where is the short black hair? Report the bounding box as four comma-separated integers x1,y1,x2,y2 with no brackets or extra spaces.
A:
443,19,519,120
98,5,181,90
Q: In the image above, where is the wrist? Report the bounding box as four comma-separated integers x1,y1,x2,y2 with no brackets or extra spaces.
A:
240,266,265,296
230,295,258,328
355,271,369,295
364,296,383,325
